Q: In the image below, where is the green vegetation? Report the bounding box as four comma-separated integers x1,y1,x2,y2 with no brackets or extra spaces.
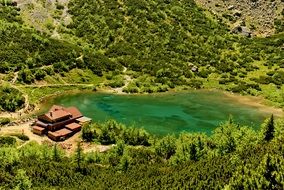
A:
12,134,29,141
0,117,10,126
0,85,24,112
82,120,151,146
20,85,94,104
1,118,284,189
0,1,284,110
66,0,284,102
0,6,121,79
0,136,16,146
0,1,283,188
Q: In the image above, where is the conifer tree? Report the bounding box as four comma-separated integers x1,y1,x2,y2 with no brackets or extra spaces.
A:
52,144,60,161
189,143,197,161
119,154,131,172
75,142,83,171
262,115,275,142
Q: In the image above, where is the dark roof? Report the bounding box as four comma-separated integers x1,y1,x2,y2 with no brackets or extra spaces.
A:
33,126,45,131
65,123,81,131
35,120,49,127
38,105,83,125
44,110,71,122
65,107,83,118
48,128,73,137
49,105,64,112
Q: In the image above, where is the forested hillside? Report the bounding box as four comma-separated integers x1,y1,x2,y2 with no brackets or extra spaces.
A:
1,118,284,189
66,0,284,100
1,0,284,113
1,1,284,189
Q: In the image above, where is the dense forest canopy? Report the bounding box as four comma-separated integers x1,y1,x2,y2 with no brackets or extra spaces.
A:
1,118,284,189
67,0,284,85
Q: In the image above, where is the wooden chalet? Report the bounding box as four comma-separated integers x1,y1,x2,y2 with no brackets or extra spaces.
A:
32,105,91,141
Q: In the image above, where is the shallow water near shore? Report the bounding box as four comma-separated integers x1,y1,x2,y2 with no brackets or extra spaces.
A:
42,90,276,136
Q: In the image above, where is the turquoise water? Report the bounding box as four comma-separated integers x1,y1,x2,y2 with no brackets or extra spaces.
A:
45,91,269,135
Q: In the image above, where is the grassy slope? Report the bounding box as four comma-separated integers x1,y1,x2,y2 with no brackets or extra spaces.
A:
0,1,283,114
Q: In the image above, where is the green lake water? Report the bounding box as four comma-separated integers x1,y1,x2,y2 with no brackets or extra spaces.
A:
44,90,270,136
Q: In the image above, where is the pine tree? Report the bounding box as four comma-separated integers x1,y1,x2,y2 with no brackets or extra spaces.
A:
263,115,275,142
52,144,60,161
119,154,130,172
189,143,197,161
75,142,83,171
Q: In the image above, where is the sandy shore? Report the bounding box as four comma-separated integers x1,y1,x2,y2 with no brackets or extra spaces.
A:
223,91,283,117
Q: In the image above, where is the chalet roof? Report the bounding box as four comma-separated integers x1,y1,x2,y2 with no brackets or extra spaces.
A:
65,107,83,118
32,126,45,131
35,120,49,128
65,123,81,131
48,128,73,137
49,105,64,112
44,109,71,122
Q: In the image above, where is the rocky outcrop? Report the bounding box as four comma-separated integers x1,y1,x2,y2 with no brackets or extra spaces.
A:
195,0,284,37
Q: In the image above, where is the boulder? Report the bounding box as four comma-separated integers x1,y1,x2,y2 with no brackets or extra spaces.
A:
228,5,235,10
232,26,252,37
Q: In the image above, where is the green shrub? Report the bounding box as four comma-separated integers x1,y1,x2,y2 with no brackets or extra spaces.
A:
108,80,125,88
0,136,16,146
14,134,29,141
0,85,25,112
0,118,10,125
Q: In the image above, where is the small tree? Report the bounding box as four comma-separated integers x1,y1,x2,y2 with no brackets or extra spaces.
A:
189,143,198,161
155,135,176,160
75,142,83,171
52,144,60,161
82,124,96,142
119,154,131,171
262,115,275,142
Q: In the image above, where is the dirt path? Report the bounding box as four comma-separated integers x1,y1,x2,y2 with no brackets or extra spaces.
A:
11,72,18,84
17,83,94,88
110,67,133,94
0,121,50,143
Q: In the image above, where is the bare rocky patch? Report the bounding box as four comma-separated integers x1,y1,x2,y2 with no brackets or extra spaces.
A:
195,0,284,36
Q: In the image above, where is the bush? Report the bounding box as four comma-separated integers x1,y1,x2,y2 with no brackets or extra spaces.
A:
34,69,47,80
0,86,25,112
14,134,29,141
84,121,151,146
18,69,35,84
0,118,10,125
123,86,139,93
108,80,125,88
0,136,16,146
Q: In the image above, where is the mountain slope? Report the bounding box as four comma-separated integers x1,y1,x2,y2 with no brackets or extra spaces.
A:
0,0,284,112
195,0,284,36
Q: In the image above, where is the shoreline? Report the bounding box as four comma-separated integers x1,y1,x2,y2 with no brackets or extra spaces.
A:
223,91,283,117
1,86,283,121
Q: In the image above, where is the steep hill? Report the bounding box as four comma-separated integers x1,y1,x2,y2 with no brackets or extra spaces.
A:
0,0,284,113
